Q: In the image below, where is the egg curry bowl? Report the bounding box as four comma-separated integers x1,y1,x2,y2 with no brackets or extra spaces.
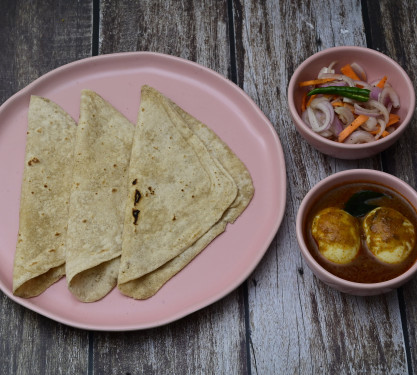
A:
296,169,417,296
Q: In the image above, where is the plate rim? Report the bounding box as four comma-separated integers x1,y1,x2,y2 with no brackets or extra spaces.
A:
0,51,287,331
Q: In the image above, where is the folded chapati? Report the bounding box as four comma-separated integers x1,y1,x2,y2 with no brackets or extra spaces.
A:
119,95,254,299
124,96,254,299
13,96,77,298
118,85,248,299
65,90,134,302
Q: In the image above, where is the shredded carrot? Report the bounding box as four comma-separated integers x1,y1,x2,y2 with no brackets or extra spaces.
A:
306,94,316,107
376,76,388,88
370,128,390,137
381,130,390,137
386,113,400,127
331,101,344,107
298,78,336,87
338,115,369,143
340,64,361,81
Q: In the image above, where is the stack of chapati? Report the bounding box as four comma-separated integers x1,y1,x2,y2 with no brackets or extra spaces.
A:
13,85,254,302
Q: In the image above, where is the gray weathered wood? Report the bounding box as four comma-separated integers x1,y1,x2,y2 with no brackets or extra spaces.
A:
365,1,417,372
93,292,247,375
232,0,409,373
0,1,92,374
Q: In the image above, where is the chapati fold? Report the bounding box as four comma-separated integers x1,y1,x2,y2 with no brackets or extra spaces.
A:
13,96,77,298
65,90,134,302
123,95,254,298
118,85,247,299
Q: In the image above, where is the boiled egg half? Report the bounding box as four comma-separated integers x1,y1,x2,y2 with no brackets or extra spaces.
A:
363,207,415,264
311,207,360,264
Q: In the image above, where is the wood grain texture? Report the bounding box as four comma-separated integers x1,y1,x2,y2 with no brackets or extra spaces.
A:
364,1,417,372
99,0,231,73
0,1,92,374
0,0,93,104
93,293,247,375
232,0,408,373
96,1,248,374
0,297,89,375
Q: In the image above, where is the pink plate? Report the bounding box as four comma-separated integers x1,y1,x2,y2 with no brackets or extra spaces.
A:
0,52,286,331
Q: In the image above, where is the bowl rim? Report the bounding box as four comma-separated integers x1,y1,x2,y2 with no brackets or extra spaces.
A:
296,169,417,290
288,46,416,151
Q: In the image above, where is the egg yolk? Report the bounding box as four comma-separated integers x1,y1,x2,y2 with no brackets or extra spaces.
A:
311,207,360,264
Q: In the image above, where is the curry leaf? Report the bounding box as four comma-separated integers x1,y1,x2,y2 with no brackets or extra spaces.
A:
344,190,386,217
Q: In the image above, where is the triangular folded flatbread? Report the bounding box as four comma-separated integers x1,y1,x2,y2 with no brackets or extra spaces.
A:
122,94,254,299
118,85,251,299
65,90,135,302
13,96,77,298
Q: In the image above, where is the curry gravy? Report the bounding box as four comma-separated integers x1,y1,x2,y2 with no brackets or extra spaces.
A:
304,182,417,283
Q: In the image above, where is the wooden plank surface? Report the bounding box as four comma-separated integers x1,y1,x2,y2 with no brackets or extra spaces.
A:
1,0,417,374
364,1,417,373
0,1,92,374
232,0,412,373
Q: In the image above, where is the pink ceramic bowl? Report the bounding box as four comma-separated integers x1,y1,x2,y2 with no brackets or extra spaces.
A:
288,46,415,159
296,169,417,296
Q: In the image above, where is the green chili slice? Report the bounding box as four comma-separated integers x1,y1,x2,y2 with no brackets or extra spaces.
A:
307,86,370,102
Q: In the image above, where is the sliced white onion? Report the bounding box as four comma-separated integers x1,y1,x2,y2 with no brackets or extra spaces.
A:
318,66,335,76
368,99,389,123
314,108,326,123
310,96,331,106
334,106,355,125
342,97,356,104
360,117,378,132
318,62,337,77
309,100,334,132
302,98,334,133
318,73,355,87
351,62,367,81
307,106,321,132
301,109,311,127
344,130,376,144
375,119,387,140
354,103,381,117
319,130,333,138
328,61,337,70
379,86,400,108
